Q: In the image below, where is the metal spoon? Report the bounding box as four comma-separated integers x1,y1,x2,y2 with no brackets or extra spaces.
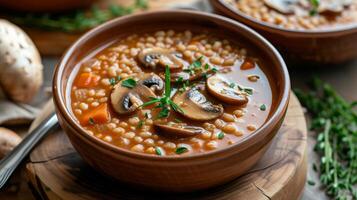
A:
0,112,58,189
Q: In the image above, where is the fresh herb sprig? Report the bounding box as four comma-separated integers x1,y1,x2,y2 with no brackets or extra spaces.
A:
141,66,183,119
295,78,357,200
9,0,148,32
309,0,320,15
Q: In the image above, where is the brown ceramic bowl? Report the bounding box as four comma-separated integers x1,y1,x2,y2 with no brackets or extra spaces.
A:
210,0,357,64
53,10,290,192
0,0,96,12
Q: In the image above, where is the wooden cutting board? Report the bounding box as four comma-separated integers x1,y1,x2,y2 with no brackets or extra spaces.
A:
25,93,307,200
3,0,199,56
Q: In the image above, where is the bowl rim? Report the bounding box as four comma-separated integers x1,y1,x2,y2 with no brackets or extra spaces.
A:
211,0,357,36
53,9,290,161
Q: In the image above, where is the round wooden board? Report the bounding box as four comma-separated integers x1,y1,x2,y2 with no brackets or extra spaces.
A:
3,0,200,56
25,93,307,200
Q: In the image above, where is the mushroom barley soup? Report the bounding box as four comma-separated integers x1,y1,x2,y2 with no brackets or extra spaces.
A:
70,30,272,156
225,0,357,30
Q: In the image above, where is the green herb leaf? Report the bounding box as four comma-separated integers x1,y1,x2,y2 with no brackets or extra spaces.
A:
141,97,160,107
121,78,137,88
243,88,253,95
260,104,266,111
109,78,116,86
218,132,225,139
192,56,203,68
175,147,188,154
169,100,184,114
164,65,171,98
307,180,316,186
155,147,162,156
137,120,144,128
157,106,170,119
204,63,210,70
229,83,235,88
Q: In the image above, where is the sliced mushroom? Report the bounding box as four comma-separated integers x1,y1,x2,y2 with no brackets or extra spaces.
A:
264,0,298,14
111,79,157,115
318,0,352,14
206,75,248,105
138,47,183,71
173,84,223,121
139,73,164,93
154,123,204,138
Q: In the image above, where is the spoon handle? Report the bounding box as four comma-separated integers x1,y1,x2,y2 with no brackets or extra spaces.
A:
0,112,58,189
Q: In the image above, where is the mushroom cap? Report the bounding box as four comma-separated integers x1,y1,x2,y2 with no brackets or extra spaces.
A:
263,0,297,14
139,73,164,93
137,47,183,71
173,84,223,121
206,75,248,105
111,78,157,115
318,0,353,14
154,123,204,138
0,19,43,103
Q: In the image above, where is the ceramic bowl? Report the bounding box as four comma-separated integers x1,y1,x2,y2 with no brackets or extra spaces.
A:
53,10,290,192
210,0,357,64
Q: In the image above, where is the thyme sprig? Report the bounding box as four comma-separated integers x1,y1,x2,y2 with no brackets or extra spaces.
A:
141,66,183,119
295,78,357,200
8,0,148,32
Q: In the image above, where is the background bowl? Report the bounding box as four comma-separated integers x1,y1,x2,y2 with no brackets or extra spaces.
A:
210,0,357,64
53,10,290,192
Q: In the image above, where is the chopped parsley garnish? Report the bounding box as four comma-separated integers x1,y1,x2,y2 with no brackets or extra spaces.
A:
192,56,203,68
184,56,203,75
137,120,144,128
121,78,137,88
109,76,121,86
218,132,225,139
212,67,218,73
243,87,253,95
109,78,116,86
204,63,210,70
155,147,162,156
175,147,188,154
260,104,266,111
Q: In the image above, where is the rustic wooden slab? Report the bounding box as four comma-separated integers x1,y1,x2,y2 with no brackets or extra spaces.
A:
25,93,307,200
5,0,199,56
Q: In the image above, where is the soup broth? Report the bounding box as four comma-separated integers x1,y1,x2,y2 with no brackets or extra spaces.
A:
70,30,272,156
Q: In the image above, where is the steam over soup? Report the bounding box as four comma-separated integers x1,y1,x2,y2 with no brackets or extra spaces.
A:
70,30,273,156
224,0,357,30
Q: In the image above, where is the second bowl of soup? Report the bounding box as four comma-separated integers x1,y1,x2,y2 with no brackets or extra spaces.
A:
210,0,357,64
53,10,290,192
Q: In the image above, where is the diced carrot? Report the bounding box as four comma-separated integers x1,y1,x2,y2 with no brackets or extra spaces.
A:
240,58,255,70
80,103,110,126
75,73,100,88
